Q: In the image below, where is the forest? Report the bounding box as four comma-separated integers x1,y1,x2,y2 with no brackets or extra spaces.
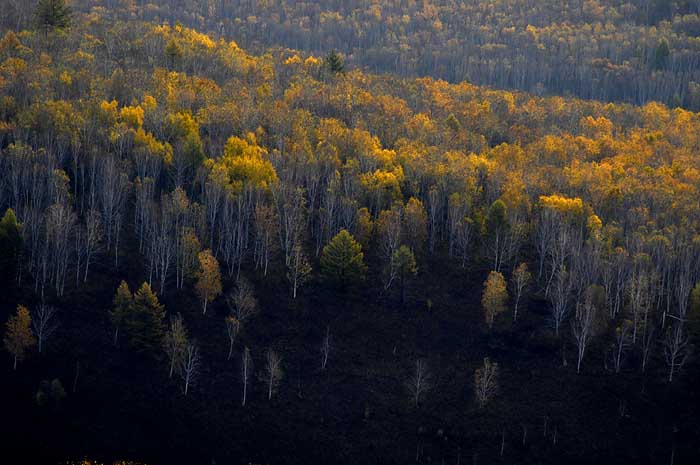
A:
1,1,700,464
5,1,700,109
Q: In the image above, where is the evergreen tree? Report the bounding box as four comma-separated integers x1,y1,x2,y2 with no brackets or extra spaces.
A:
324,50,345,74
0,208,22,283
654,38,670,70
320,229,367,289
35,0,72,34
393,245,417,306
126,282,166,353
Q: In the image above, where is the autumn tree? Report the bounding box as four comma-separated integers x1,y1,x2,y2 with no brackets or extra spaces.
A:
4,305,35,370
196,249,222,315
474,357,498,408
320,229,367,289
482,271,508,330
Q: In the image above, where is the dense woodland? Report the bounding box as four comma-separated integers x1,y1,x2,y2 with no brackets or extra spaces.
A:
5,1,700,109
1,1,700,465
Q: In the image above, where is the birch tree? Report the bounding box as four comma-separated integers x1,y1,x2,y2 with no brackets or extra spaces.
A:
474,357,498,408
241,346,253,406
264,348,284,400
406,358,432,406
180,342,200,396
32,304,58,354
163,314,188,378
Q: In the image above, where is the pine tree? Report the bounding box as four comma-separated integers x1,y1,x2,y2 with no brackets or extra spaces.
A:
320,229,367,289
393,245,417,305
126,282,166,353
4,305,35,370
0,208,22,282
35,0,72,35
324,50,345,74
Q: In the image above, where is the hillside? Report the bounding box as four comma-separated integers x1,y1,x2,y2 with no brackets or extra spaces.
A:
1,5,700,465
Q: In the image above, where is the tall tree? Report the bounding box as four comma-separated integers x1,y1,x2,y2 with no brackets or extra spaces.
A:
263,348,284,400
32,305,58,354
320,229,367,289
35,0,72,35
111,281,132,346
196,249,222,315
4,305,35,370
474,357,499,408
126,282,166,353
406,359,432,407
482,271,508,330
511,262,531,323
0,208,22,284
163,314,188,379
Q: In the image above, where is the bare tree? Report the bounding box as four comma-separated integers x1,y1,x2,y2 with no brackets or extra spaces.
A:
550,265,572,337
474,357,499,408
611,320,633,374
241,346,253,406
320,326,331,370
571,291,601,373
226,277,259,356
664,322,689,383
75,208,103,284
163,314,188,378
511,262,531,323
32,304,58,353
287,243,311,299
640,325,655,373
180,342,200,396
264,348,284,400
406,358,432,406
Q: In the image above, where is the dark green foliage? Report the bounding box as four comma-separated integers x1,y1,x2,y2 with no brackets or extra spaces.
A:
35,0,72,33
126,282,166,352
0,208,22,281
115,282,166,353
320,229,366,289
324,50,345,74
654,38,670,70
485,199,508,236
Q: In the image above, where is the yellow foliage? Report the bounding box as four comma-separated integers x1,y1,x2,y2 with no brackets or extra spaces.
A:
539,194,584,216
